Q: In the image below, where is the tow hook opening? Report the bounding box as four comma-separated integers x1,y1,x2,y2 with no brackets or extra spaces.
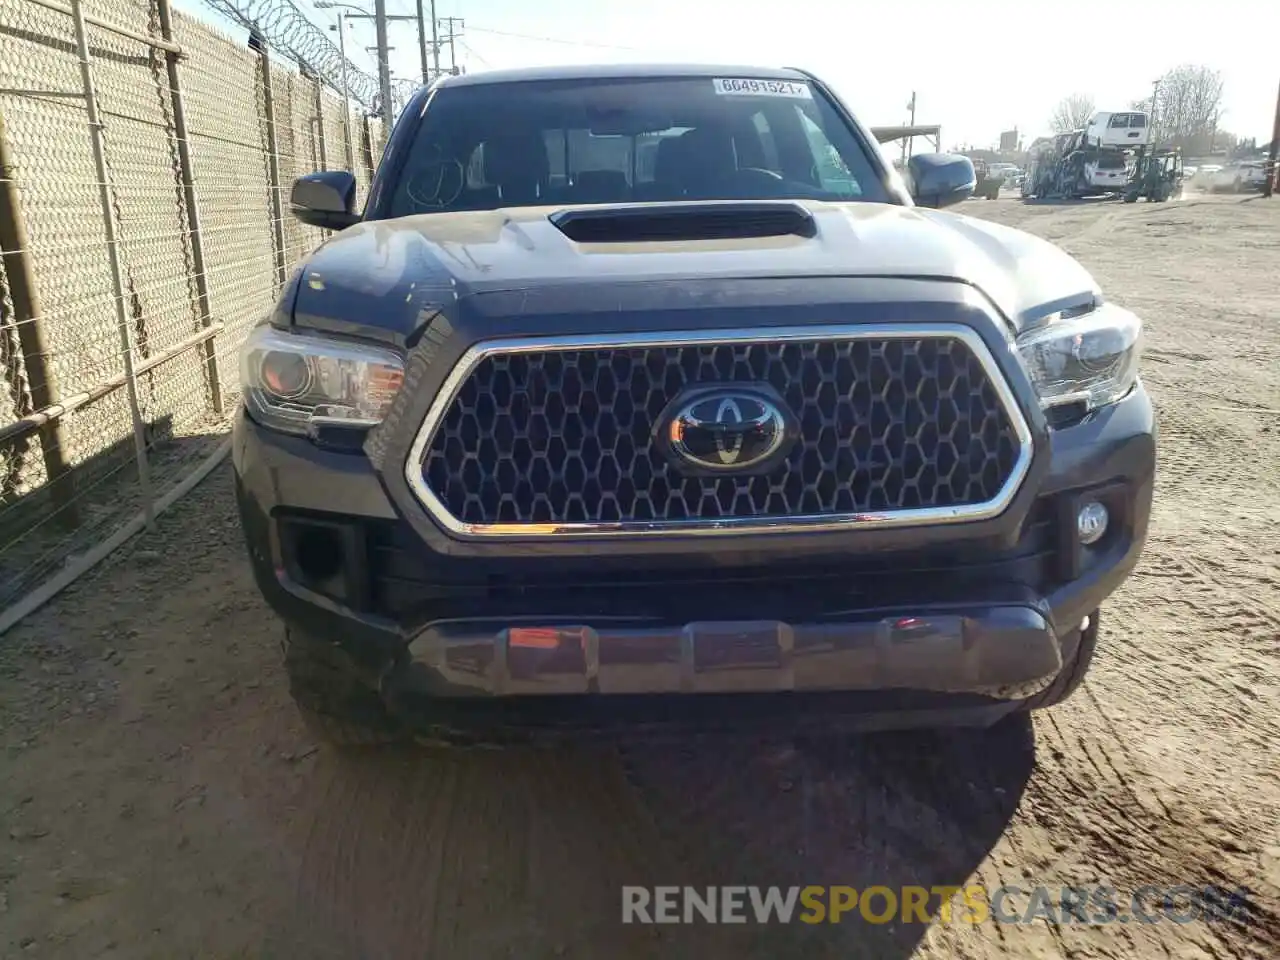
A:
278,514,369,608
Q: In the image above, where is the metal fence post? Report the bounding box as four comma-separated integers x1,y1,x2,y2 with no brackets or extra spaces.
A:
69,0,153,527
313,75,328,171
156,0,222,416
340,94,355,176
0,105,79,527
258,41,288,289
342,105,355,175
361,114,375,181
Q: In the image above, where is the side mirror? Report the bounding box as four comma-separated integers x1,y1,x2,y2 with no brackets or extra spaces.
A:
907,153,976,209
289,171,359,231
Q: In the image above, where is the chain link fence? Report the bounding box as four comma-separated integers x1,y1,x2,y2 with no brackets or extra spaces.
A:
0,0,388,620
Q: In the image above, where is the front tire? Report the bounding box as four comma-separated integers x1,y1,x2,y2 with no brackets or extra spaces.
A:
1018,610,1100,711
283,625,407,746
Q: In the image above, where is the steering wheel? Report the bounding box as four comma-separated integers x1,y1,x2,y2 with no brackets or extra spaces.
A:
403,154,465,210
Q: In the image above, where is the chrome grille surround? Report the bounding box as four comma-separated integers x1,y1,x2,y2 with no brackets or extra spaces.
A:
403,324,1034,539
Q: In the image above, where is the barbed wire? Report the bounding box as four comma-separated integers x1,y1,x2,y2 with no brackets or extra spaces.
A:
200,0,419,116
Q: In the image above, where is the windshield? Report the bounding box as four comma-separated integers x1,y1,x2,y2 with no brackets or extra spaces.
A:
1095,155,1127,170
383,76,888,217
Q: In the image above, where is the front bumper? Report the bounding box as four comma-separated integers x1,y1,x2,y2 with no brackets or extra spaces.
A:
400,603,1064,700
232,374,1155,714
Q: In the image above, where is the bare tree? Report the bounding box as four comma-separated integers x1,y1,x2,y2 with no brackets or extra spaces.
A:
1050,94,1096,134
1153,64,1225,151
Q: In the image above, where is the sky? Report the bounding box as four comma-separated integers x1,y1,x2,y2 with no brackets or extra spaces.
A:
173,0,1278,150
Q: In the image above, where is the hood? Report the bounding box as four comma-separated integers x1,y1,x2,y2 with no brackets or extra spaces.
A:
290,200,1100,340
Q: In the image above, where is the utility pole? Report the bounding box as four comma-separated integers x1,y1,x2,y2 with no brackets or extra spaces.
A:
316,2,422,114
332,16,356,171
430,0,440,79
902,91,916,164
373,0,392,119
1150,77,1161,146
414,0,430,84
1265,77,1280,198
439,16,463,75
334,15,349,108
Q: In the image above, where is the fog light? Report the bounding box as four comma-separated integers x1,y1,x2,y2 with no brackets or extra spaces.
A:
1076,501,1109,545
293,525,346,583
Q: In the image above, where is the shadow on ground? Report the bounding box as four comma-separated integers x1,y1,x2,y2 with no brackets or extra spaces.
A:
0,413,227,608
1017,196,1120,206
263,718,1036,959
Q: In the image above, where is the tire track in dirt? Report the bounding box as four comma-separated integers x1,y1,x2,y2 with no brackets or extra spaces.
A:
952,197,1280,960
1028,706,1279,960
275,743,705,959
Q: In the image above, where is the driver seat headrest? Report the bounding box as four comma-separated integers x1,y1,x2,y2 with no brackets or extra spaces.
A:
668,126,736,194
482,131,549,202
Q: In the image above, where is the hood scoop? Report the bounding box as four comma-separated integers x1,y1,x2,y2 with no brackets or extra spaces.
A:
549,201,817,244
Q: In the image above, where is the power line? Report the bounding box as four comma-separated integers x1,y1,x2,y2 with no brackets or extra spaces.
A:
465,24,651,53
456,38,490,68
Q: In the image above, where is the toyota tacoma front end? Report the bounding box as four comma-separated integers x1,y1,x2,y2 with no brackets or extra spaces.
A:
231,65,1155,744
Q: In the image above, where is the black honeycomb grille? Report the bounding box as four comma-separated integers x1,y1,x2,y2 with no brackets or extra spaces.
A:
420,336,1023,527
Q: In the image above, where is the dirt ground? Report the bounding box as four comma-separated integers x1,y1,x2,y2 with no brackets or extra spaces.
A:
1,193,1278,960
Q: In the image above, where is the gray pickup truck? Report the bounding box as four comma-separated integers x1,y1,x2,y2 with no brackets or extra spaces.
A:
231,64,1154,745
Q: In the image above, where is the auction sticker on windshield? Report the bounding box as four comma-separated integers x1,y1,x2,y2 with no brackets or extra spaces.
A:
712,78,813,98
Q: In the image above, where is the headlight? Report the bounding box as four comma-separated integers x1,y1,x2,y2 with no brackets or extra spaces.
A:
1015,302,1142,414
239,325,404,437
